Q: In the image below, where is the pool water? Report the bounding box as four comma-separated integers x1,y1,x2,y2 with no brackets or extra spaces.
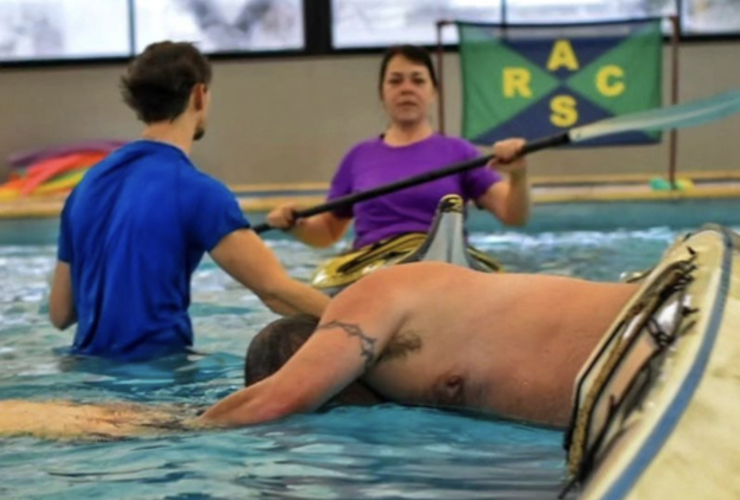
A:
0,201,737,500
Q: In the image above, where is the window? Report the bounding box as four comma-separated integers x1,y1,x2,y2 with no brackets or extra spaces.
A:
134,0,305,54
331,0,701,49
504,0,676,24
682,0,740,35
331,0,503,49
0,1,736,65
0,0,130,61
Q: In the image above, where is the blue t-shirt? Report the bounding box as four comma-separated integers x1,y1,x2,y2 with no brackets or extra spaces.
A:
57,141,250,361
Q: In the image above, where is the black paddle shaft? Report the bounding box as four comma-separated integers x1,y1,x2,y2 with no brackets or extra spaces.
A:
252,132,570,234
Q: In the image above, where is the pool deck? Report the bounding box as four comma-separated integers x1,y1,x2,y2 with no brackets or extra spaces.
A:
1,171,739,220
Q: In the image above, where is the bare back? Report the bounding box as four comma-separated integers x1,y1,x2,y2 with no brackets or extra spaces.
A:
360,263,638,427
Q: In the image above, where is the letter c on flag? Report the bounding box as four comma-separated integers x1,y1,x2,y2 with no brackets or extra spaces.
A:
596,65,626,97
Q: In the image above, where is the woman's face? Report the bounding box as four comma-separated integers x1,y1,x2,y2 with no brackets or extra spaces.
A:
381,55,437,128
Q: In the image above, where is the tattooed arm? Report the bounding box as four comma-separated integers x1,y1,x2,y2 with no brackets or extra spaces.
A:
201,271,407,426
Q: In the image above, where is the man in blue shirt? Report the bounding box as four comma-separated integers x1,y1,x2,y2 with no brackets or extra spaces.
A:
48,41,329,361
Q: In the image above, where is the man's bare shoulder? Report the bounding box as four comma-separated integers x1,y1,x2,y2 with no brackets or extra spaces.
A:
352,262,483,291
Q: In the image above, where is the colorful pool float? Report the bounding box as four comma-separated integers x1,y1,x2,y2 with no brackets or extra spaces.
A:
1,146,116,201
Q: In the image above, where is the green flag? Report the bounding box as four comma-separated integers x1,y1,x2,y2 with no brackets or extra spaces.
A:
458,19,663,146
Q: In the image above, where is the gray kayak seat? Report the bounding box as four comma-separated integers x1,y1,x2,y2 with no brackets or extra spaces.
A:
401,194,490,271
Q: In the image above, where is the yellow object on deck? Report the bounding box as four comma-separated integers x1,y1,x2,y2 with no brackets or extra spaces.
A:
310,195,501,295
648,177,695,191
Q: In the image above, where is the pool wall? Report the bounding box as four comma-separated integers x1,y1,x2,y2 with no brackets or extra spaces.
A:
1,43,739,187
4,198,740,246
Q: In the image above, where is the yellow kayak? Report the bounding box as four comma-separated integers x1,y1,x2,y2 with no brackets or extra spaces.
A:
311,194,501,295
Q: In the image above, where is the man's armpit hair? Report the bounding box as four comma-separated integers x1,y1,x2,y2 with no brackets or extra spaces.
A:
316,320,377,370
376,331,422,364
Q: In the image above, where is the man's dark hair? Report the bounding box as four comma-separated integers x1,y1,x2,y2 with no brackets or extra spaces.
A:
244,314,387,407
120,41,212,123
245,314,318,386
378,44,439,96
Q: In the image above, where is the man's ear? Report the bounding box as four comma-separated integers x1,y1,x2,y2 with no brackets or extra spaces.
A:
193,83,208,111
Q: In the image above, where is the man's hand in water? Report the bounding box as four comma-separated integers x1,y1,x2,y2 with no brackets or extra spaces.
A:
0,400,205,440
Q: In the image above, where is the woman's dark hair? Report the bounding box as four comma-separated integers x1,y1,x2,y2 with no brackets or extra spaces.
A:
244,314,319,386
120,41,212,123
378,44,439,96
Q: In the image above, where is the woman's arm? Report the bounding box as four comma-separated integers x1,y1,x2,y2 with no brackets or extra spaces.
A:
266,206,352,248
476,138,531,226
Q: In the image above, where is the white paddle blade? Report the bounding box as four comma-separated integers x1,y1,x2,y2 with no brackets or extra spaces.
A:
568,89,740,143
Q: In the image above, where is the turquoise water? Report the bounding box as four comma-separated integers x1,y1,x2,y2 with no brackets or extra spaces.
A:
1,200,738,500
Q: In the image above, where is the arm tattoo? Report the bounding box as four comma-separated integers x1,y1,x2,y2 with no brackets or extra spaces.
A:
317,320,377,370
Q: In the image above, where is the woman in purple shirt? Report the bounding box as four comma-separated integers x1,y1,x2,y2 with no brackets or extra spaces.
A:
267,45,530,250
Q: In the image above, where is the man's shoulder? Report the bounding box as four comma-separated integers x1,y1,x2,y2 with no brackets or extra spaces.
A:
348,263,427,294
174,174,239,224
178,165,223,185
84,141,191,180
177,164,231,195
359,262,469,289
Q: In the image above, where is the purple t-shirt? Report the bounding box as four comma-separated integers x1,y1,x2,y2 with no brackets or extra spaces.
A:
328,134,502,249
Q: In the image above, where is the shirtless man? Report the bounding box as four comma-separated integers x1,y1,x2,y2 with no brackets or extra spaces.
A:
1,262,637,439
203,262,638,428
